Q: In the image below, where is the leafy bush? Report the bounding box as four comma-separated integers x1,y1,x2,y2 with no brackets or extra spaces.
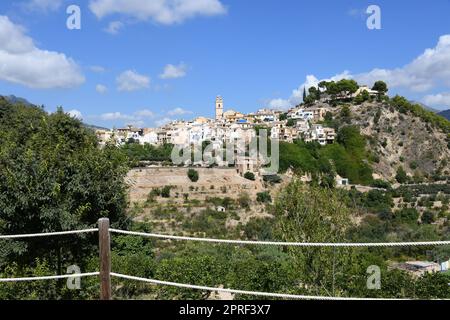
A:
244,172,255,181
396,167,408,184
422,211,436,224
161,186,172,198
256,192,272,203
187,169,199,182
395,208,420,223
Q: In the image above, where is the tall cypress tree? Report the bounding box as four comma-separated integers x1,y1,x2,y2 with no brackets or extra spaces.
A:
303,87,307,102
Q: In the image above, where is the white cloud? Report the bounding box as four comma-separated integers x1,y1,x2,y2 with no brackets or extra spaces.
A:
347,8,366,18
24,0,63,12
104,21,124,34
267,72,351,110
423,93,450,108
155,117,173,127
97,109,156,122
96,84,108,94
89,0,227,25
167,107,192,116
0,16,85,89
267,98,291,110
68,109,83,120
89,65,106,73
100,112,136,121
267,35,450,109
134,109,155,118
116,70,150,91
160,63,188,79
126,120,145,127
353,35,450,92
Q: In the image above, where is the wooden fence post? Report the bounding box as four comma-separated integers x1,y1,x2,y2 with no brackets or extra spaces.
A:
98,218,112,300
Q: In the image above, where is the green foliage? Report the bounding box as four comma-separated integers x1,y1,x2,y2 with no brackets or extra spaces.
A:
340,105,352,123
187,169,199,182
372,81,388,94
263,174,282,184
390,95,450,133
238,192,252,209
161,186,172,198
354,90,370,105
395,208,420,223
155,253,226,299
244,171,255,181
256,191,272,203
0,101,129,285
120,142,173,166
111,235,155,298
286,118,296,127
242,218,273,240
320,79,359,97
395,166,408,184
371,179,391,189
278,126,373,185
274,180,354,291
421,211,436,224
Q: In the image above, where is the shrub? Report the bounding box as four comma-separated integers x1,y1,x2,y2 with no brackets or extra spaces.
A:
263,175,282,184
395,208,420,223
187,169,199,182
395,167,408,184
371,179,391,190
422,211,436,224
238,193,251,209
161,186,172,198
244,172,255,181
256,192,272,203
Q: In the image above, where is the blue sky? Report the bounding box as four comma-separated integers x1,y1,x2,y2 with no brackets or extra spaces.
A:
1,0,450,128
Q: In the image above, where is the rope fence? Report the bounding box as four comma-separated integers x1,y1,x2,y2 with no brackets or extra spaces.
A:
110,272,404,301
109,228,450,247
0,228,98,240
0,272,100,283
1,219,449,300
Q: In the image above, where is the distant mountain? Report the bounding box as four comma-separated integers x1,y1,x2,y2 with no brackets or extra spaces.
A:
438,109,450,120
409,101,440,113
2,94,109,131
2,95,33,106
84,123,110,131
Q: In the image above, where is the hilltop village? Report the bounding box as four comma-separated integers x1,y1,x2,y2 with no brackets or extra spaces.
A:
95,95,339,149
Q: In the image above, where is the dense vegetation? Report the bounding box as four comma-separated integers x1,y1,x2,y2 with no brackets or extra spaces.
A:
120,142,173,166
279,126,373,185
106,180,450,300
0,98,129,299
0,96,449,300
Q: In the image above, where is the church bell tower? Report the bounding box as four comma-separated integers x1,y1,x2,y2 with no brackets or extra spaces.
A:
215,96,223,120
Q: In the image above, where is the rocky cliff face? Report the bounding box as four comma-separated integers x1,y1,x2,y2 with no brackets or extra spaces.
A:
328,101,450,181
350,103,450,179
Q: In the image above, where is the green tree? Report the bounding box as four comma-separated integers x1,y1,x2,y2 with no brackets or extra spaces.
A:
0,102,129,281
274,180,354,294
340,105,351,123
372,81,388,95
